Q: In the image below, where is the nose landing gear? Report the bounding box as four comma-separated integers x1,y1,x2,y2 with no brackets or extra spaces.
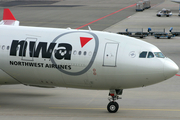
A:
107,89,123,113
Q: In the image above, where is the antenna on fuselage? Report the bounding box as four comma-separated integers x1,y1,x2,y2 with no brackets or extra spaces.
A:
88,26,92,31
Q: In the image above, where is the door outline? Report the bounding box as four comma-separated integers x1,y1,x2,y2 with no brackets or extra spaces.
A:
103,43,119,67
21,37,37,61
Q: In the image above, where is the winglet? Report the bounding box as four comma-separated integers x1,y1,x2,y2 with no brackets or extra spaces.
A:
3,8,16,20
0,8,19,26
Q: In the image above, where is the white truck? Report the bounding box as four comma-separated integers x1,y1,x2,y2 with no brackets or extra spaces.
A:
157,8,172,17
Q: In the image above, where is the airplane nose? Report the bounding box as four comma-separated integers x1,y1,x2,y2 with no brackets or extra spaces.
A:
164,58,179,79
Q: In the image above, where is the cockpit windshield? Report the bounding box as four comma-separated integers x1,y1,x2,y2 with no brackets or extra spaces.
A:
139,51,147,58
139,51,165,58
147,52,154,58
154,52,165,58
139,51,155,58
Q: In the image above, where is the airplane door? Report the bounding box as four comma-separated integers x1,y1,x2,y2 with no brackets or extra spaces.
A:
103,43,119,67
22,37,37,61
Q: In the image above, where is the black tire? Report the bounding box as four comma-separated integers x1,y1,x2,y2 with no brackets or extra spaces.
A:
168,37,171,39
107,102,119,113
166,15,169,17
114,102,119,110
157,37,159,39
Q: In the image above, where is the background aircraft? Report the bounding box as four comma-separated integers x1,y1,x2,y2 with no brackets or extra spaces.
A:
171,0,180,12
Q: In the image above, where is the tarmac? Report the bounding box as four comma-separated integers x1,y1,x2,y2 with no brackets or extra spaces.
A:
0,0,180,120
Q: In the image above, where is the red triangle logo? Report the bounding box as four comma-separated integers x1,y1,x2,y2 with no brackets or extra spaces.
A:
80,37,93,48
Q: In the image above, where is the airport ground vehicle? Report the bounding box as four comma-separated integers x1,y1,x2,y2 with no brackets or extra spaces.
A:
117,28,149,38
156,8,172,17
136,0,151,11
154,32,173,39
148,28,174,39
169,27,180,36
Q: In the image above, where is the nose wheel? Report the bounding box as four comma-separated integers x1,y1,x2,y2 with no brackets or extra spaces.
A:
107,101,119,113
107,89,123,113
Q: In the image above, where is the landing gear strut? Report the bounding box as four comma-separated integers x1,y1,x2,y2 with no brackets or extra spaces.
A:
107,89,123,113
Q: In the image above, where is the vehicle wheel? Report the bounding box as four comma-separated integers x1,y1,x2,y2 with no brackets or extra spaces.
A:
157,37,159,39
168,37,171,39
107,102,119,113
140,36,143,38
166,15,169,17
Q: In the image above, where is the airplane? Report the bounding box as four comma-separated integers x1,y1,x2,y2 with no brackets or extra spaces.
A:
0,8,179,113
171,0,180,4
171,0,180,14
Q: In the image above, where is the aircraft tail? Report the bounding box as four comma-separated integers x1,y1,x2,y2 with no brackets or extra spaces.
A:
0,8,19,26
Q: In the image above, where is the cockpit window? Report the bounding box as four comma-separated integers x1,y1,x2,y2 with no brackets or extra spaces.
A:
154,52,165,58
139,51,147,58
147,52,154,58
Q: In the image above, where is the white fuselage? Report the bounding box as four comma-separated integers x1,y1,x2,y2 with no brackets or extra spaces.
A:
171,0,180,4
0,25,178,90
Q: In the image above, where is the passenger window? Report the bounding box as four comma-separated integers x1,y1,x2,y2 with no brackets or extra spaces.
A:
73,50,77,55
84,51,87,56
89,51,92,56
139,51,147,58
147,52,154,58
78,51,82,55
2,45,5,50
7,46,10,50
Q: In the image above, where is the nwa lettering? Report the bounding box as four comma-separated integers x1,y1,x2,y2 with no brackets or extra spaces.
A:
10,40,72,60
